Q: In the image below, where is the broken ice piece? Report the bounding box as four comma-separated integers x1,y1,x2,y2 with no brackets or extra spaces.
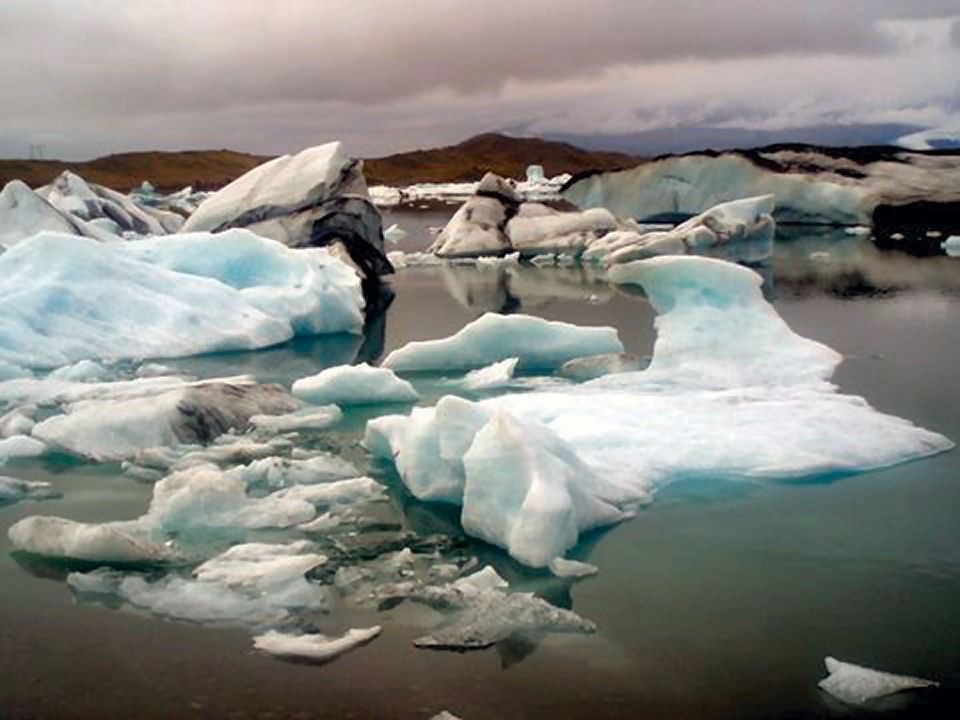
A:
548,557,598,578
818,656,939,705
252,626,382,662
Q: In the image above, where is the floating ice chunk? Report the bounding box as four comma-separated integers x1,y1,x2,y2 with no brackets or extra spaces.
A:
430,196,512,258
0,476,60,505
250,405,343,433
181,142,392,279
506,207,618,256
225,454,359,491
462,410,630,567
253,626,381,662
819,656,938,705
144,465,318,531
608,256,841,389
458,357,518,391
0,180,117,250
0,435,46,464
0,406,35,438
558,353,647,382
382,313,623,372
122,230,364,336
292,363,418,406
408,568,595,649
526,164,546,183
453,566,509,593
548,557,598,578
384,224,408,244
368,256,953,567
0,232,363,369
942,235,960,257
33,381,299,461
47,360,110,383
603,195,776,265
8,516,171,563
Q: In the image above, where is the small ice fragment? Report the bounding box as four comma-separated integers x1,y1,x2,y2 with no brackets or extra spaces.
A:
459,357,518,391
0,476,61,505
818,656,938,705
292,364,418,406
250,405,343,432
384,224,408,244
252,626,381,662
548,557,599,578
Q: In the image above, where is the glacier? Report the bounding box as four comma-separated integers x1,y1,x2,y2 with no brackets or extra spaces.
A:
0,230,364,369
366,256,953,567
180,142,393,279
382,312,623,372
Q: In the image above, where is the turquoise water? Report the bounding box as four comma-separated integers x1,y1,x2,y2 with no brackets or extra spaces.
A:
1,224,959,719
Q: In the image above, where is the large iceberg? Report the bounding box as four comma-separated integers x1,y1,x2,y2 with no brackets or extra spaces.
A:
181,142,393,279
562,146,960,227
366,256,952,566
382,312,623,372
0,230,364,369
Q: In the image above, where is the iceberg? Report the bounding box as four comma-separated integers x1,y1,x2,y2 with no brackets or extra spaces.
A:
0,231,364,369
38,171,183,235
33,380,300,461
224,454,359,491
0,435,46,464
180,142,393,279
458,357,518,391
253,626,381,662
562,146,960,227
366,256,952,567
557,353,647,382
291,363,419,406
0,406,36,438
0,180,118,250
819,656,938,705
382,313,623,372
249,406,343,432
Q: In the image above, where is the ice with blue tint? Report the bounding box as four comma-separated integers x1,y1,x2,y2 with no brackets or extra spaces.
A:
292,363,419,406
366,256,953,567
0,435,46,464
0,231,363,369
0,476,60,505
458,357,518,391
382,312,623,372
0,180,119,250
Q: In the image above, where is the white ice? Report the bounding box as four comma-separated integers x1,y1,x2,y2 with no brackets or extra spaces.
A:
0,476,60,505
252,626,381,662
548,557,599,578
0,231,363,369
457,357,518,391
0,180,118,250
819,656,938,705
292,363,419,406
0,435,46,464
249,406,343,433
382,312,623,372
366,256,953,567
8,516,172,563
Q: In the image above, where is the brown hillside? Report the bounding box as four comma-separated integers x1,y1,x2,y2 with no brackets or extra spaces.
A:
0,134,640,192
363,133,639,185
0,150,270,192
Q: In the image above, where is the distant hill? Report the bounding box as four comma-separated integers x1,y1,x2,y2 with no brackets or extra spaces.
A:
362,133,639,185
0,149,270,192
505,123,924,157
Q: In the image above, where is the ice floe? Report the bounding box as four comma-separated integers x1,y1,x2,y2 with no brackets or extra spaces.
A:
292,363,419,406
457,358,519,391
382,313,623,372
249,406,343,433
818,656,939,705
367,256,953,566
0,231,364,369
253,626,381,662
0,435,47,464
181,142,393,279
9,516,172,563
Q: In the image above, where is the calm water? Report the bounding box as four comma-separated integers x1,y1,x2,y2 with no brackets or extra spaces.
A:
1,210,959,719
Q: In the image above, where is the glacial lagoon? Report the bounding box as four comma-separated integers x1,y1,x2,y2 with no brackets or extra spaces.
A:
1,208,959,719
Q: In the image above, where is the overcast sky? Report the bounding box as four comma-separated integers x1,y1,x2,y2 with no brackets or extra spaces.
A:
2,0,958,159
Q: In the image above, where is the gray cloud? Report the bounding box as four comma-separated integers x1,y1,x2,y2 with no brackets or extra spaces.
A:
952,18,960,46
1,1,957,159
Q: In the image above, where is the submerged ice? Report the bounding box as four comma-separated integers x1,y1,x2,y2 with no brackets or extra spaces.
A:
367,256,953,567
